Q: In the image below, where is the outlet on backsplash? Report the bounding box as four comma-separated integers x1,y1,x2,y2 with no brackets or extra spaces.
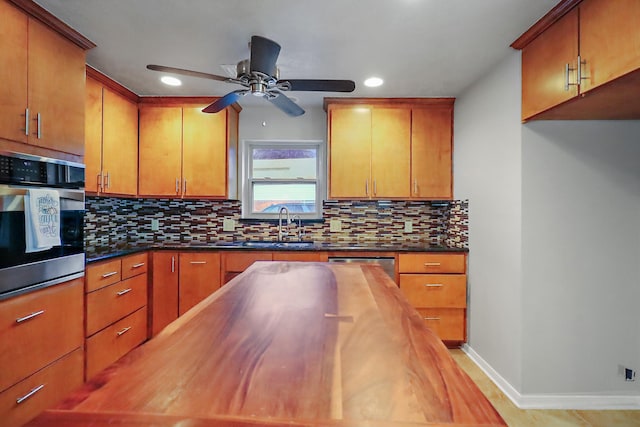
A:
329,219,342,232
223,218,235,232
404,220,413,233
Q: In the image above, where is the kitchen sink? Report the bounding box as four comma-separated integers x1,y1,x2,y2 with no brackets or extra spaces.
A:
241,241,315,249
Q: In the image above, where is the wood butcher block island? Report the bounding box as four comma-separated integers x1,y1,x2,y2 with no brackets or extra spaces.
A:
27,262,505,427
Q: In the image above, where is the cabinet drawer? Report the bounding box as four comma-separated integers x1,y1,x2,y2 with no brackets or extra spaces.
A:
0,279,83,393
122,252,148,279
399,274,466,308
272,252,327,262
223,252,273,272
0,348,83,427
416,308,465,342
398,253,465,273
86,307,147,380
86,274,147,337
86,259,122,292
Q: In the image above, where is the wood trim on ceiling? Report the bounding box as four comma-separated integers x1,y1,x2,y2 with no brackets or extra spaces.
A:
511,0,582,50
86,66,140,103
8,0,96,50
323,97,455,111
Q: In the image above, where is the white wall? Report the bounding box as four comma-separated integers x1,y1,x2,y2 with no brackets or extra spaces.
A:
455,48,640,404
239,105,326,141
453,51,524,391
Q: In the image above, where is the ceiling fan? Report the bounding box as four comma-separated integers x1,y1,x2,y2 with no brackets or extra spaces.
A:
147,35,356,117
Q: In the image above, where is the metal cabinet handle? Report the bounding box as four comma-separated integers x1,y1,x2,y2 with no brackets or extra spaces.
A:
23,108,30,135
423,262,441,267
423,317,441,321
16,384,44,404
565,61,578,91
171,256,175,273
116,326,131,336
116,288,132,296
97,173,103,192
183,179,187,194
175,178,180,194
16,310,45,323
36,112,41,139
131,262,145,268
424,283,443,287
101,271,118,278
577,55,588,84
373,179,377,196
414,179,418,195
365,179,369,196
104,171,110,189
190,261,207,264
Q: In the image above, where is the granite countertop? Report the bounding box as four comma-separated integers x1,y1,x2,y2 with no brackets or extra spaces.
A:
85,240,468,264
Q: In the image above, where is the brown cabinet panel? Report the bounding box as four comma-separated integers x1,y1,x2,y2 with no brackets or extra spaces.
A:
86,259,122,292
272,252,328,262
138,106,182,196
121,252,148,280
84,77,103,193
398,253,466,274
86,274,148,337
182,107,227,197
222,252,273,282
0,279,83,393
0,348,83,427
399,274,466,308
416,308,466,342
411,107,453,199
579,0,640,93
371,108,411,198
521,8,579,120
102,87,138,195
150,252,179,336
85,307,147,380
0,1,28,145
328,107,372,198
179,252,221,315
27,18,85,155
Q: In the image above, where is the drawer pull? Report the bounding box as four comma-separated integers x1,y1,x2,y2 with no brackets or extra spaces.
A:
16,384,45,404
116,288,132,296
117,326,132,336
131,262,146,268
190,261,207,264
16,310,45,323
424,283,443,287
101,271,118,278
423,262,441,267
424,317,441,321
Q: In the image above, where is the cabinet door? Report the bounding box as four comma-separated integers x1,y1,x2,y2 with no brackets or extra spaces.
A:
0,1,28,144
27,18,85,155
521,8,579,120
102,88,138,195
182,107,227,197
151,252,179,336
84,78,103,193
371,108,410,198
329,107,371,198
411,107,453,199
178,252,221,315
139,106,182,196
579,0,640,93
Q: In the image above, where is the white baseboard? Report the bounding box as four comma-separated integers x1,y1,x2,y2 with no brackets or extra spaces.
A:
460,344,640,410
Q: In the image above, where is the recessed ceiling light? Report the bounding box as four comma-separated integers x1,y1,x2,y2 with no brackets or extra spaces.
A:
161,76,182,86
364,77,383,87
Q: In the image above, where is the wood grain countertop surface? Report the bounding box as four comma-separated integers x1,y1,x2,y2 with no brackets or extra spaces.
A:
27,262,505,427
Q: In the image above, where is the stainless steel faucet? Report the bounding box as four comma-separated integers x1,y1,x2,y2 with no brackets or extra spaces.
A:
278,206,290,241
292,215,304,241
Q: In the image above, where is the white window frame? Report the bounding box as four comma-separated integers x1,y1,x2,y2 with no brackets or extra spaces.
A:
240,139,326,220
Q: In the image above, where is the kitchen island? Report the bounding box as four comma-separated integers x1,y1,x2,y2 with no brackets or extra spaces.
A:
27,262,504,427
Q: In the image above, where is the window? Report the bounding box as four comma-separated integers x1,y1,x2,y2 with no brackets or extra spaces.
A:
241,140,325,219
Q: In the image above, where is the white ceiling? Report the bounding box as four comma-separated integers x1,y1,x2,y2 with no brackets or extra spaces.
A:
35,0,558,109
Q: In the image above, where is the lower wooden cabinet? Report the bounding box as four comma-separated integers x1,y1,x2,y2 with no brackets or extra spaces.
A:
221,251,273,284
84,253,148,379
150,251,179,337
178,252,221,315
0,348,83,427
398,252,467,345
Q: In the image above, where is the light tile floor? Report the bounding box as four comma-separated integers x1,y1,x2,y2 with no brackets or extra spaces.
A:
449,349,640,427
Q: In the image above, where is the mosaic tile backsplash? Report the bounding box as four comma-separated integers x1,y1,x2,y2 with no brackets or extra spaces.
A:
85,197,468,250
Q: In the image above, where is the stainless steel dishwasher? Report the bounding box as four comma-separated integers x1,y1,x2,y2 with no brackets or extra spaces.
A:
327,256,395,280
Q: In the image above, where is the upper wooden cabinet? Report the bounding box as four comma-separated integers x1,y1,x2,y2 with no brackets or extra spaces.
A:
0,0,94,159
326,99,453,200
515,0,640,121
138,100,239,198
85,71,139,195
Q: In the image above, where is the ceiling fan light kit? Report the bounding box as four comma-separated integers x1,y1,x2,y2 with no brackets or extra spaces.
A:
147,35,355,117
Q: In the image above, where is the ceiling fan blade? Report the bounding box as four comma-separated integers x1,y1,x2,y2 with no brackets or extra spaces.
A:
267,91,305,117
202,90,245,113
283,79,356,92
250,36,280,76
147,64,229,82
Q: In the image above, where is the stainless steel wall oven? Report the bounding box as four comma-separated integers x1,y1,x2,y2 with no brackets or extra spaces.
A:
0,152,85,299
